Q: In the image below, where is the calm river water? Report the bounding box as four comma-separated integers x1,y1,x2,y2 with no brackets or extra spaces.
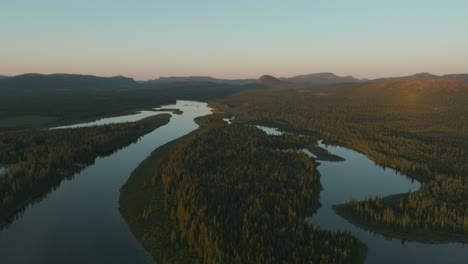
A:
0,101,212,264
257,126,468,264
1,105,466,264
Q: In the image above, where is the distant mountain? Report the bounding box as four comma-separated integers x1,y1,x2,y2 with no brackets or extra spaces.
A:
127,81,221,91
144,73,362,86
138,72,468,86
0,73,136,92
442,74,468,83
365,79,465,91
280,72,361,85
371,72,468,83
371,72,441,82
144,76,255,85
301,79,467,105
0,75,9,80
255,75,283,86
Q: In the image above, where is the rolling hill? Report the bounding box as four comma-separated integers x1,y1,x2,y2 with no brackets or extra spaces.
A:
143,76,255,85
442,74,468,83
255,75,283,86
371,72,468,83
0,73,137,92
280,72,361,84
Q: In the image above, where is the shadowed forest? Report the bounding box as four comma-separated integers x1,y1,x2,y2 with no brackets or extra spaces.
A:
0,114,170,226
120,117,366,264
0,73,467,263
213,78,468,243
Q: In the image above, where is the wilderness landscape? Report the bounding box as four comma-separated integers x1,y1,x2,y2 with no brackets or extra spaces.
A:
1,71,467,263
1,1,467,264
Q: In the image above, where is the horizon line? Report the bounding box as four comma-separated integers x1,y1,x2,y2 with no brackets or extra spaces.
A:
2,71,468,82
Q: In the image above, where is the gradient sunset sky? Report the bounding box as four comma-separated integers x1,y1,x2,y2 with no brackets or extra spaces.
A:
1,0,467,80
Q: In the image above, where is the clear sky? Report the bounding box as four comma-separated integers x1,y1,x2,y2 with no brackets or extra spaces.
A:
1,0,467,80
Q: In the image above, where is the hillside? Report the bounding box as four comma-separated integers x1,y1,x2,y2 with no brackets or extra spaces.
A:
0,73,136,92
127,81,220,91
255,75,283,85
144,76,255,85
372,72,468,83
0,75,9,80
0,76,250,129
372,72,439,82
292,79,468,104
280,72,361,84
141,72,468,86
442,74,468,82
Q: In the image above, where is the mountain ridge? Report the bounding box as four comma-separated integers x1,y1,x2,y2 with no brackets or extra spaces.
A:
0,73,136,91
370,72,468,83
143,76,255,85
280,72,362,84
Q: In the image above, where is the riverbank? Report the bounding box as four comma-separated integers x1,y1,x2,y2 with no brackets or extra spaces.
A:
119,131,202,264
0,114,171,227
120,116,366,264
334,194,468,244
118,114,226,263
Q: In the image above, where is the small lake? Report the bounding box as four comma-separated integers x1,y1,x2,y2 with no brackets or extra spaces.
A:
0,101,212,264
257,126,468,264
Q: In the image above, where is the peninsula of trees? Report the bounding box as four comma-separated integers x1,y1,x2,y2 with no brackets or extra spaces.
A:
0,114,170,226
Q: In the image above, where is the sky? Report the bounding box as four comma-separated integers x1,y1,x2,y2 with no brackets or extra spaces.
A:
1,0,468,80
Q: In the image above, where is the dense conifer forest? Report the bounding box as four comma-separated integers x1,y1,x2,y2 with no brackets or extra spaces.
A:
0,114,170,225
213,79,468,242
120,118,366,264
0,76,249,129
1,76,467,262
336,175,468,242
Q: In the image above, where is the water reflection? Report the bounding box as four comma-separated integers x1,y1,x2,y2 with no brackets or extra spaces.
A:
0,101,213,264
255,125,468,264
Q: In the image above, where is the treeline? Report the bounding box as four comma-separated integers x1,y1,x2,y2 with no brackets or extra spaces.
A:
0,114,170,224
0,80,249,129
338,176,468,240
215,88,468,181
153,124,364,263
214,81,468,241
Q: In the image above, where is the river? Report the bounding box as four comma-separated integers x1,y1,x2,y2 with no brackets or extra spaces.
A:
0,100,212,264
257,126,468,264
1,105,466,264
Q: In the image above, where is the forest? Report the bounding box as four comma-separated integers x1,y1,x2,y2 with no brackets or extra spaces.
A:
120,118,366,264
0,113,170,226
0,76,250,129
212,79,468,242
336,175,468,242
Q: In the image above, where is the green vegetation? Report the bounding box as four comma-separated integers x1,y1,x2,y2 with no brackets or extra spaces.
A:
335,176,468,243
0,114,170,226
0,74,251,129
120,117,365,264
120,131,202,264
213,79,468,242
307,145,345,162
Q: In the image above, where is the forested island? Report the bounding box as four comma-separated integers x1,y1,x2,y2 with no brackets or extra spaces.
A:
3,0,468,262
1,73,467,263
120,116,366,264
0,113,170,226
212,78,468,243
